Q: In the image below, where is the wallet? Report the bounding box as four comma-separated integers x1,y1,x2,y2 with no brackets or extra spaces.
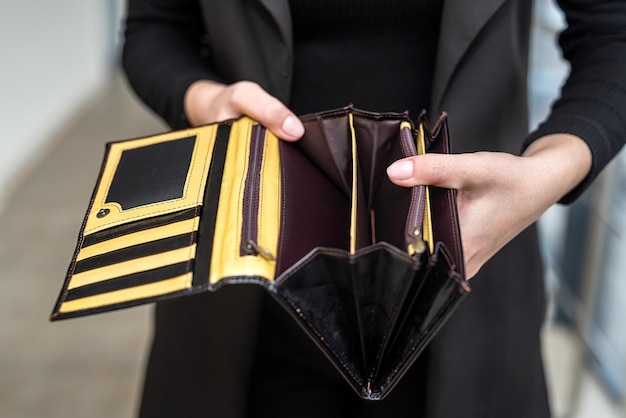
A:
51,106,469,400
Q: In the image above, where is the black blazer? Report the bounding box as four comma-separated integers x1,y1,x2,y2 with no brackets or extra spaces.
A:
123,1,626,417
124,0,626,200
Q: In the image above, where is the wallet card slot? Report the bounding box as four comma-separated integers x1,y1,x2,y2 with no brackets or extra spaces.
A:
275,140,351,275
296,115,352,197
425,114,465,277
362,126,411,251
63,210,200,312
68,245,197,289
105,136,196,210
352,115,397,251
74,233,197,273
58,272,193,315
82,207,199,247
296,111,412,253
77,218,199,262
65,262,191,301
83,125,217,235
352,117,404,210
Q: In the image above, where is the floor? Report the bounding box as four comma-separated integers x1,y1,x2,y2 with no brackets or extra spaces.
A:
0,75,162,418
1,74,624,417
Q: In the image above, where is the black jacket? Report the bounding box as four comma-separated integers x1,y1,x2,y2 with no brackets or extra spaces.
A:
123,1,626,417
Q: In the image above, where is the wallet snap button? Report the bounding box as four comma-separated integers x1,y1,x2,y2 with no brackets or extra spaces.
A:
96,208,110,218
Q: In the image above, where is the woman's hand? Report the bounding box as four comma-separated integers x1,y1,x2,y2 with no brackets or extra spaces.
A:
184,79,304,140
387,134,592,278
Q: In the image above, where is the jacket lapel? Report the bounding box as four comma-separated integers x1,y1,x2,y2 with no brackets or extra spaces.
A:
252,0,509,113
431,0,508,112
258,0,292,52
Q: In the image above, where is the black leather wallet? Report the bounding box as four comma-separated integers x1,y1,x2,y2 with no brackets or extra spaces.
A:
51,107,469,400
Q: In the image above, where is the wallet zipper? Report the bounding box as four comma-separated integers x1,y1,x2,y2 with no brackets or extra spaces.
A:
399,125,427,256
241,125,275,260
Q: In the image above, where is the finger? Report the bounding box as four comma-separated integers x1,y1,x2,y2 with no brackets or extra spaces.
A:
386,153,487,189
230,82,305,141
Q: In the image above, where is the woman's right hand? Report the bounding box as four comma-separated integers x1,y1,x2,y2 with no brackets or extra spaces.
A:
184,79,305,141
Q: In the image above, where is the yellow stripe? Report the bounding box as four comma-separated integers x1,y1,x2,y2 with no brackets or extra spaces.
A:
209,119,250,283
77,218,199,261
416,123,434,254
84,126,217,235
256,129,281,277
68,245,196,289
59,273,193,313
210,119,280,284
423,189,434,254
349,113,358,255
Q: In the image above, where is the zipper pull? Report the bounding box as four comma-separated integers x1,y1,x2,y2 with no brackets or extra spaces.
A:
245,240,276,261
409,227,427,257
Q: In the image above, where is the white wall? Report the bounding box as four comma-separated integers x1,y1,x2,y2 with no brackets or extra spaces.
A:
0,0,123,209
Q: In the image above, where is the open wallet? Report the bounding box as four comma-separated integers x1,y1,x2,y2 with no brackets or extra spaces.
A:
51,106,470,400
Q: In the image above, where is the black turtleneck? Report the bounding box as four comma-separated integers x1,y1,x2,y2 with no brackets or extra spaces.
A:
289,0,444,119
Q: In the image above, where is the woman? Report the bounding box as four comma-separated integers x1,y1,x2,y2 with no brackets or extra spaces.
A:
123,1,626,417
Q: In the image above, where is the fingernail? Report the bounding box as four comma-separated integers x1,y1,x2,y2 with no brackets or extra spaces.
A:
281,115,305,138
387,160,414,180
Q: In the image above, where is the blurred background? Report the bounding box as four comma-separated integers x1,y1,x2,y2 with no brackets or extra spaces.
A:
0,1,625,417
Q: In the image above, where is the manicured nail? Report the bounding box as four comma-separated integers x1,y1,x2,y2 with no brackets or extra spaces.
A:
387,160,414,180
281,115,305,138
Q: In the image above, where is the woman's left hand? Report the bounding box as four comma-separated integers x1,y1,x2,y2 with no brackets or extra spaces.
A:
386,134,592,279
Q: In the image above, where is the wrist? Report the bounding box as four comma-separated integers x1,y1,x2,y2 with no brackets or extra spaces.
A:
522,133,592,203
183,79,226,126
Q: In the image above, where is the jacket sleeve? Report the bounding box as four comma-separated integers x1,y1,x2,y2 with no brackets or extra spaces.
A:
122,0,225,129
524,0,626,203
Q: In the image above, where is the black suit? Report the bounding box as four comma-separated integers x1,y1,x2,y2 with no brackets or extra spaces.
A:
123,1,626,416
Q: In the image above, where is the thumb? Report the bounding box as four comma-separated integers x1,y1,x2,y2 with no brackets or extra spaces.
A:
386,153,481,189
231,82,304,141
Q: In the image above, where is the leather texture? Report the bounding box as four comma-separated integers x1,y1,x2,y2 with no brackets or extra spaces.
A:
51,107,468,400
